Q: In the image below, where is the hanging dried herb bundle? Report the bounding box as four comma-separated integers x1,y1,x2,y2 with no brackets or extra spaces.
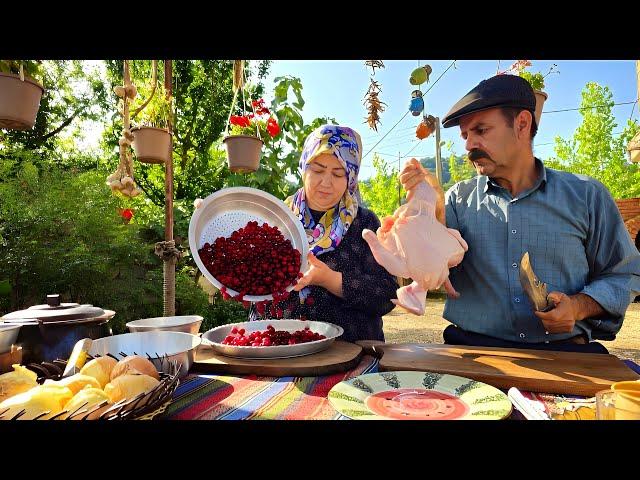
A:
365,60,385,74
363,78,386,132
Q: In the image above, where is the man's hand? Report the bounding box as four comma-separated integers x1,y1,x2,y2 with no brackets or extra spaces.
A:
398,158,446,224
534,292,578,333
534,292,605,334
294,253,343,298
399,158,428,198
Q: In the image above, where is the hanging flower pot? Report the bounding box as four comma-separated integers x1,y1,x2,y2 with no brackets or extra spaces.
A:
533,90,548,127
0,72,44,130
223,134,264,173
498,61,559,129
131,126,171,164
222,98,280,174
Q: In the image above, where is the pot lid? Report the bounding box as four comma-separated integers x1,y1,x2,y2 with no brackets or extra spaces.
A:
1,294,106,323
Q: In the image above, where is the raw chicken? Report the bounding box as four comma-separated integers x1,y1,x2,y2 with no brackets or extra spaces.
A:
362,172,468,315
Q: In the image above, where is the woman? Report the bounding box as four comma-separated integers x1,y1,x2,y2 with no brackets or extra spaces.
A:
250,124,398,342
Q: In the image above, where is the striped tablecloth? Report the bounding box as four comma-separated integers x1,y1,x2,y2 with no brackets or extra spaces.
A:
158,356,640,421
511,359,640,420
159,355,379,420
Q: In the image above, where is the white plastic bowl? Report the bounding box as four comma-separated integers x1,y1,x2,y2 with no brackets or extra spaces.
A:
0,324,21,354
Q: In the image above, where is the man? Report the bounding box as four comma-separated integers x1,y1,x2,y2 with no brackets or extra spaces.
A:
400,74,640,353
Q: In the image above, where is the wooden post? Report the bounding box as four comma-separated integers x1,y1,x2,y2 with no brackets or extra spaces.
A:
163,60,176,316
435,116,443,184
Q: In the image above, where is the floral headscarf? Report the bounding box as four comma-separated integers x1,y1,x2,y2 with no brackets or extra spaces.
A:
286,125,362,259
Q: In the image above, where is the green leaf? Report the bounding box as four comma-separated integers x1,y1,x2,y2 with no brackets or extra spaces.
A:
253,168,270,185
0,280,11,296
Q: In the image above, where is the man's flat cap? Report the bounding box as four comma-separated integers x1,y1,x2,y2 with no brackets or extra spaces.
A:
442,74,536,128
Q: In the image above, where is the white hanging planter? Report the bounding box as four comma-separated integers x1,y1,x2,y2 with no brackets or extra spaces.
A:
533,90,548,127
131,126,171,164
223,134,263,173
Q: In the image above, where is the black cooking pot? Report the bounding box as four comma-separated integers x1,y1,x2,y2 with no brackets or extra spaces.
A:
0,294,114,363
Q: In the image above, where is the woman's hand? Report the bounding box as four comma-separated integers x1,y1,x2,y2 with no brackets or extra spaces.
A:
294,253,343,298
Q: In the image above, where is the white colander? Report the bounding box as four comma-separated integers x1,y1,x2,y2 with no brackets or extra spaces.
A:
189,187,309,302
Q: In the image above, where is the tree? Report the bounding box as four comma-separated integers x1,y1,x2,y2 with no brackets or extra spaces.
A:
547,82,640,198
0,60,110,173
103,62,332,209
103,60,248,206
102,64,335,288
360,154,400,218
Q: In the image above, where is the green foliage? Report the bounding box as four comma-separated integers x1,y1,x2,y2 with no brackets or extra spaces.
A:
131,83,172,130
104,60,255,208
519,70,545,91
103,63,330,208
229,123,261,137
548,82,640,198
0,60,42,80
444,141,476,190
359,149,474,216
199,293,249,333
1,61,109,155
514,61,558,92
0,163,212,333
360,154,400,218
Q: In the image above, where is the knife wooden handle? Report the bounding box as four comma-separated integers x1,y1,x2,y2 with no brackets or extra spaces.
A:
355,340,386,358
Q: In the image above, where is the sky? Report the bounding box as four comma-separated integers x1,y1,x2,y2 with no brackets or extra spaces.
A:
262,60,639,180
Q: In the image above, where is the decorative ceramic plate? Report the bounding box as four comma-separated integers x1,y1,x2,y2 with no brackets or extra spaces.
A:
328,371,512,420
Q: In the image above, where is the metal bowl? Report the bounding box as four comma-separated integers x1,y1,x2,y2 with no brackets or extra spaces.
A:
126,315,203,335
189,187,309,302
88,331,201,378
0,324,21,354
202,319,344,359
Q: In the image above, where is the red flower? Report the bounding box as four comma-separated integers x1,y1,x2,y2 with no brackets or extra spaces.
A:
252,98,270,116
230,115,251,127
120,208,133,222
266,117,280,137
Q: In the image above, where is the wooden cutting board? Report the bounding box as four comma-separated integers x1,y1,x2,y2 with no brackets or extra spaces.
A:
193,340,363,377
362,342,640,397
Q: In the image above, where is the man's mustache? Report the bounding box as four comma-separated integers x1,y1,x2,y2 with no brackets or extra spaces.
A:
468,149,492,163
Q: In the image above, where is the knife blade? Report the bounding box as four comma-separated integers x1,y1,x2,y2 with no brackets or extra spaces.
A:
519,252,554,312
62,338,93,378
507,387,551,420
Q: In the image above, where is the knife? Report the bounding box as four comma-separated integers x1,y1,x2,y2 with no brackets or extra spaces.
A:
62,338,93,378
507,387,551,420
519,252,555,312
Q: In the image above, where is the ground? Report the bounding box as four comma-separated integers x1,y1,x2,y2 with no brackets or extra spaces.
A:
382,296,640,364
